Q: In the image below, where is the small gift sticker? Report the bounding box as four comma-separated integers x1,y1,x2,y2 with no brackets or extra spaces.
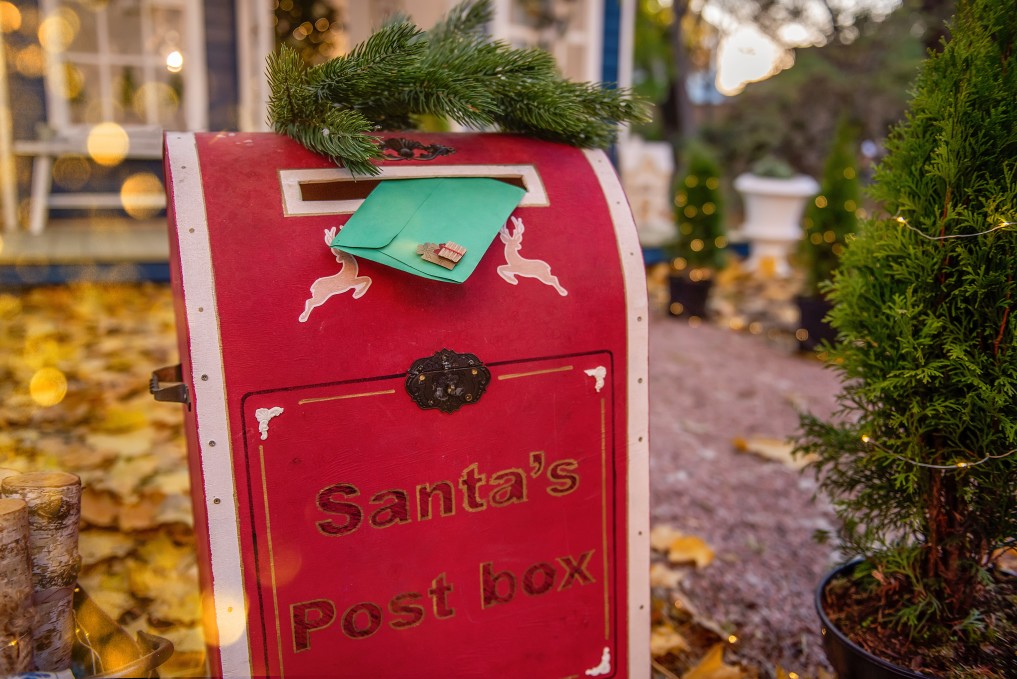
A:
417,242,467,270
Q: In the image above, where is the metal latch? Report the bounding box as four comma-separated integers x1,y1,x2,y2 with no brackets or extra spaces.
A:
405,349,490,413
150,364,190,407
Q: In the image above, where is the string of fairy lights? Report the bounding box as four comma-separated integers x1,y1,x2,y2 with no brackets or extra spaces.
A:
860,434,1017,470
855,214,1017,471
894,214,1017,240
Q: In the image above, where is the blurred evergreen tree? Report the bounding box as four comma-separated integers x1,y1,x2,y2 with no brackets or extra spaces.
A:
668,144,726,272
799,119,860,296
275,0,343,65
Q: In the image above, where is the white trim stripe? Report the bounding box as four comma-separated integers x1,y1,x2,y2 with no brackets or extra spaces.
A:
584,149,650,678
166,132,252,678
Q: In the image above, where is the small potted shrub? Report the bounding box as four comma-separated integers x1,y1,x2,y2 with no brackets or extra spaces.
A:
795,1,1017,676
666,144,726,320
734,155,818,277
796,120,860,352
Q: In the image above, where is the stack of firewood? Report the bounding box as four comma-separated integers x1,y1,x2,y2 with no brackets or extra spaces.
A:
0,469,81,675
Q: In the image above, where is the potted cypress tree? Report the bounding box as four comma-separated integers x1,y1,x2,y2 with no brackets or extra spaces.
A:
796,1,1017,676
666,144,726,320
795,120,860,352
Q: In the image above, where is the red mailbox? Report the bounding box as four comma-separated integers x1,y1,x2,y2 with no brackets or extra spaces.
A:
162,131,649,678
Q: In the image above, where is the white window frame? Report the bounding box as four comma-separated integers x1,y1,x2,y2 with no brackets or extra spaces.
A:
235,0,273,132
40,0,207,133
491,0,603,83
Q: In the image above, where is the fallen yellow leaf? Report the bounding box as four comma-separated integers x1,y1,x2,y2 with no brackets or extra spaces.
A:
775,666,833,679
651,524,683,553
681,643,746,679
96,406,149,433
154,493,195,527
93,455,160,501
79,529,137,566
650,623,690,658
145,467,191,496
668,535,715,569
650,562,684,589
84,586,137,623
144,621,206,654
118,493,164,531
732,436,815,470
81,487,120,527
86,429,154,459
993,547,1017,573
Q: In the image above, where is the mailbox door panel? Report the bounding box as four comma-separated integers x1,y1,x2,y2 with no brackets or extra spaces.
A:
240,352,619,678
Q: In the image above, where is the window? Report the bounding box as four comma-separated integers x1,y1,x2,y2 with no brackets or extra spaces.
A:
40,0,206,132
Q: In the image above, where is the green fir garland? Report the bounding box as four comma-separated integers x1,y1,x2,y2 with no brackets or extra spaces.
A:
267,0,650,176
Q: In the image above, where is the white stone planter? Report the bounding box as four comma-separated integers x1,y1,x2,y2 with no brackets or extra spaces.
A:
734,172,819,277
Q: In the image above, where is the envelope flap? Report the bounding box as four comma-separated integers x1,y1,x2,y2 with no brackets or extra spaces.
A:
332,179,444,248
329,177,526,283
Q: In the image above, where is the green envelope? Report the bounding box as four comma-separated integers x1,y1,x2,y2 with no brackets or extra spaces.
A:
331,177,526,283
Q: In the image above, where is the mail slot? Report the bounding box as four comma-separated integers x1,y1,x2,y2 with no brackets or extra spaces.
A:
163,131,649,679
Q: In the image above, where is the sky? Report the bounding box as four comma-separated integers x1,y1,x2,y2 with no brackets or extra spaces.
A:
677,0,904,95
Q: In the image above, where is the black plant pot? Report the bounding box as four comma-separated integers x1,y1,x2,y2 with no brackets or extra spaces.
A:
668,275,712,320
796,294,835,352
816,562,928,678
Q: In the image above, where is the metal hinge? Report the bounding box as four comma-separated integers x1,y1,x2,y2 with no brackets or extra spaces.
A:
150,364,190,407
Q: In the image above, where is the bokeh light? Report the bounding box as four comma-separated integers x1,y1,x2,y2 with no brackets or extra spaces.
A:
30,367,68,407
15,45,45,78
0,2,21,33
133,82,179,119
53,155,91,190
202,590,247,647
165,50,183,73
86,122,129,166
38,14,75,54
120,173,164,219
60,63,84,100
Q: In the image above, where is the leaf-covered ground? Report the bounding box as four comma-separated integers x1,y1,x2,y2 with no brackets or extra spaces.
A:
1,279,841,678
0,283,205,677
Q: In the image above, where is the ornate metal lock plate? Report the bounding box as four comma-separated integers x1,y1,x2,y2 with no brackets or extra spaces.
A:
405,349,490,413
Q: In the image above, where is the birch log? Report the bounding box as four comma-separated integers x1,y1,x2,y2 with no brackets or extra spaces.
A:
0,498,34,674
1,472,81,672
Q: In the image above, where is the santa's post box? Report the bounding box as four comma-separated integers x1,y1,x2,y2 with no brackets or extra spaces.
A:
159,131,649,678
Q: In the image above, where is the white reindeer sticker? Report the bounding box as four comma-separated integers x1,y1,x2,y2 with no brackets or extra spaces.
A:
299,227,372,323
497,216,567,296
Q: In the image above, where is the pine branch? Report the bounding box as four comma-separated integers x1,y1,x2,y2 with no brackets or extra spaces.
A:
267,45,384,176
310,21,426,106
429,0,493,41
266,0,651,175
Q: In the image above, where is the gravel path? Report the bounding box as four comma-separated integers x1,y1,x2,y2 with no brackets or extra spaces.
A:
648,307,844,676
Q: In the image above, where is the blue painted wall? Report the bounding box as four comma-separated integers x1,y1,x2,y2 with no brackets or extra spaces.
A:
204,1,240,131
601,0,621,87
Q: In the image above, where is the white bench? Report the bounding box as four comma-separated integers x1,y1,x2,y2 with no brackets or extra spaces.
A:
12,127,165,235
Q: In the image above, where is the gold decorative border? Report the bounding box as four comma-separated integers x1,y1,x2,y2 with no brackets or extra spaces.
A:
497,365,574,381
258,444,286,676
298,389,396,406
254,360,614,676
